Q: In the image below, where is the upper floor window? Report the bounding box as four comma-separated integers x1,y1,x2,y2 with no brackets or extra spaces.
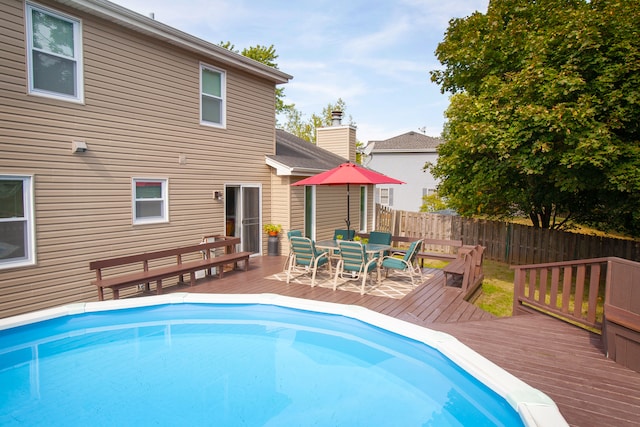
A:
378,188,394,206
200,64,226,127
132,178,168,225
26,3,83,102
0,176,35,269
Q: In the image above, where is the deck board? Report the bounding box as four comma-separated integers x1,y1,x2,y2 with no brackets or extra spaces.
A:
155,255,640,427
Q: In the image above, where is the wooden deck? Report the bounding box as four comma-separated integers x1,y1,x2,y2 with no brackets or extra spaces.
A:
158,255,640,427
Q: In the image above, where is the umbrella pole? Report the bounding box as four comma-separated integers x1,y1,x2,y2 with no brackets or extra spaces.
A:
346,183,350,238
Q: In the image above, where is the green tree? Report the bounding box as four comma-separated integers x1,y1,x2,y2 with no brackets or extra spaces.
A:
219,42,295,116
429,0,640,234
282,98,356,143
420,193,448,213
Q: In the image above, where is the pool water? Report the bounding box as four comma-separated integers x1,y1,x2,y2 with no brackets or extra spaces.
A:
1,303,524,426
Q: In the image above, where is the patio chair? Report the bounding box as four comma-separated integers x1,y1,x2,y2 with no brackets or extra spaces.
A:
286,236,331,287
333,229,355,241
381,239,423,288
333,240,379,295
283,230,303,270
330,229,356,260
367,231,392,259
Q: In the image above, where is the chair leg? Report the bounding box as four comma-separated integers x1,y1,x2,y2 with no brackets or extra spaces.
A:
283,252,294,271
333,260,343,290
286,255,295,284
360,273,368,295
311,260,319,287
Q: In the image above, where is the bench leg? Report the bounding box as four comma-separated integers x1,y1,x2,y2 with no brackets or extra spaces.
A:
219,265,224,279
190,271,196,286
98,287,104,301
156,279,162,295
145,282,150,291
244,258,249,271
113,289,120,300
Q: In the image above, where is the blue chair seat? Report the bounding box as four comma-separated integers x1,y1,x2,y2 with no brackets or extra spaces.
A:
380,240,423,288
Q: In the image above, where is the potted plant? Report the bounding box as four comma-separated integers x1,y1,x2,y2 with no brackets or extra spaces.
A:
263,223,282,236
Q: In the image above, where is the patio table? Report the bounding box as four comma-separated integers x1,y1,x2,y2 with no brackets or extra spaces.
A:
315,240,391,285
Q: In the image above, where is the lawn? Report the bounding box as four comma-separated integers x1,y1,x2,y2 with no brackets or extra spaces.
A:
423,259,515,317
474,260,515,317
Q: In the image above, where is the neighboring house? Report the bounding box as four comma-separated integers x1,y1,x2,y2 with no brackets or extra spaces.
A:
0,0,292,317
266,115,375,245
364,131,443,212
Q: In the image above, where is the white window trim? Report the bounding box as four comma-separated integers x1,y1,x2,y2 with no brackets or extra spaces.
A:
199,63,226,128
359,185,368,232
0,175,36,270
25,2,84,103
132,178,169,225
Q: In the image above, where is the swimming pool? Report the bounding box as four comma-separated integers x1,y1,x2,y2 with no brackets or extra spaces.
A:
0,293,567,426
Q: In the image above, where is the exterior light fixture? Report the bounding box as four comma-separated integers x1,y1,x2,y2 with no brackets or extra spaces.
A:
71,140,88,153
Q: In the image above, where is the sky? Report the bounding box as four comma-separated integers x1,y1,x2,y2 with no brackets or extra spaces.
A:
111,0,489,144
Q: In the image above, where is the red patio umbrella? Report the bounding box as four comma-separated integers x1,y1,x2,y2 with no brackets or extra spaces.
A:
291,162,404,235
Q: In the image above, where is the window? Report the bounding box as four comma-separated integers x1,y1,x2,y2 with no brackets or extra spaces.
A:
0,176,35,269
26,3,83,102
200,64,225,127
379,188,394,206
132,179,168,224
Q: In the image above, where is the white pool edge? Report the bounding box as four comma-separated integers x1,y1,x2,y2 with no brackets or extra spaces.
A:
0,293,568,427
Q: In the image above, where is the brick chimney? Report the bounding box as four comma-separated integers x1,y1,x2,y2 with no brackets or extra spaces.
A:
316,111,357,162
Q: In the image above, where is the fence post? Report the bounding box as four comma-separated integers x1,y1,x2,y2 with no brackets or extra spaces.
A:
505,222,511,263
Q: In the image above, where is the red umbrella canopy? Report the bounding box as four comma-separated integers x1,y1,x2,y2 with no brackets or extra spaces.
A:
290,162,404,234
291,162,405,186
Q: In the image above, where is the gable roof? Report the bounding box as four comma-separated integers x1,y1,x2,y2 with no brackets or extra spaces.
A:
57,0,292,84
367,131,443,153
266,129,347,176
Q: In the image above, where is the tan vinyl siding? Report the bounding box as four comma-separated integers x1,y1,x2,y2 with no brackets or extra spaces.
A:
316,126,357,162
0,0,280,317
265,173,291,255
314,186,359,239
289,182,306,233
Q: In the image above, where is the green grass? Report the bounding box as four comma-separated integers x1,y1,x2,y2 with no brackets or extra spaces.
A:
474,260,514,317
422,259,515,317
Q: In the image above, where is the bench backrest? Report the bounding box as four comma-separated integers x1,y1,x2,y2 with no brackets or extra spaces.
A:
89,238,239,271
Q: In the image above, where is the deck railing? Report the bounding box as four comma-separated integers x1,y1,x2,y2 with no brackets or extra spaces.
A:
512,257,610,332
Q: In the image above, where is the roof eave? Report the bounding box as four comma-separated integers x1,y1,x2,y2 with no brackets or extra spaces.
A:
56,0,292,84
265,157,328,177
372,148,438,153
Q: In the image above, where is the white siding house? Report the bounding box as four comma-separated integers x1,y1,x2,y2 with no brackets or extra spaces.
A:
365,131,442,212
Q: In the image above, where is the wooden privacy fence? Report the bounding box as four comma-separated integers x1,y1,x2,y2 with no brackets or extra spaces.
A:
375,205,640,264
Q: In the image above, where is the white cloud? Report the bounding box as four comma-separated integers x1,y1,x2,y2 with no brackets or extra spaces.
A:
111,0,488,141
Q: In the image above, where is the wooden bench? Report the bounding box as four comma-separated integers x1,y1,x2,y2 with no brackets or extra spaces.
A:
443,256,468,286
443,245,485,300
90,236,250,301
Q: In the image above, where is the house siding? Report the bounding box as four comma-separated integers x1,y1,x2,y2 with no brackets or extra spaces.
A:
316,126,356,162
266,173,290,254
368,151,439,212
314,186,360,238
0,0,279,317
289,182,305,234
